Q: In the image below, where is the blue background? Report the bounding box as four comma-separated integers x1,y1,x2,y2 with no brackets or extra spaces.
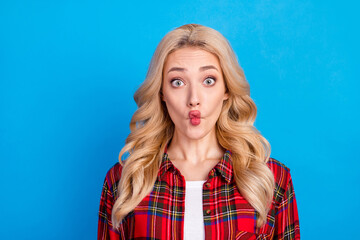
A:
1,1,359,239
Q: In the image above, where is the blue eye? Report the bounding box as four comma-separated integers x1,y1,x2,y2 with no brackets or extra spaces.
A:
203,77,216,86
171,79,184,87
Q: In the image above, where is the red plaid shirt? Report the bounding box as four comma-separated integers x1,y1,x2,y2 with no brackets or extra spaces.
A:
98,150,300,239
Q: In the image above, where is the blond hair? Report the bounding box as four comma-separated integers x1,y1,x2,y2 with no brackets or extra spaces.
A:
112,24,275,228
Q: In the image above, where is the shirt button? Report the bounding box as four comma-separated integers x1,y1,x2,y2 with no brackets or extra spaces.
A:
205,183,211,188
205,209,211,215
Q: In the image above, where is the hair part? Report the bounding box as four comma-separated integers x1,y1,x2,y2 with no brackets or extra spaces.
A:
112,23,275,229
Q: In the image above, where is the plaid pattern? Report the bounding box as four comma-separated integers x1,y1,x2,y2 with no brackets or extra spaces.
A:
98,150,300,239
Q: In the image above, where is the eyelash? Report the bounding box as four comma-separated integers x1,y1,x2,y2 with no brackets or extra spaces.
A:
170,78,184,87
203,76,216,85
170,76,217,87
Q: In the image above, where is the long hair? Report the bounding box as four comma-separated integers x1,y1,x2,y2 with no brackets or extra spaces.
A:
112,24,275,228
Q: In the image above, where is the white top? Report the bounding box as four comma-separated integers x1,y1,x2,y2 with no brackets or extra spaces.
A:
184,180,206,240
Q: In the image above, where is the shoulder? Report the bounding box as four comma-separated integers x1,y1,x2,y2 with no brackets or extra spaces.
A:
266,157,291,182
266,158,293,202
103,162,123,194
266,158,290,175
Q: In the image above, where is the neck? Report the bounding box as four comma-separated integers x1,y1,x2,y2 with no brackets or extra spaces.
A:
167,128,224,164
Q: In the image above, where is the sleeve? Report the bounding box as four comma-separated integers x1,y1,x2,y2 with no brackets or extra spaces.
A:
274,176,300,240
97,176,121,240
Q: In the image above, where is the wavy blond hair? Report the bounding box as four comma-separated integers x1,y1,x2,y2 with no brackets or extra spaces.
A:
112,24,275,228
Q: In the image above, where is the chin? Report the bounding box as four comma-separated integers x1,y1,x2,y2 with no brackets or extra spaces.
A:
184,127,212,140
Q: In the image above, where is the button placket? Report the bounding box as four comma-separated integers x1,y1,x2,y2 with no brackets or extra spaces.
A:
203,180,212,217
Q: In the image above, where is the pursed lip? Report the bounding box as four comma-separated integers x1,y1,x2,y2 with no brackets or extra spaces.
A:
188,110,201,119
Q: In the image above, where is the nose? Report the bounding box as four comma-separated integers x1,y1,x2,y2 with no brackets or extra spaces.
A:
188,84,200,107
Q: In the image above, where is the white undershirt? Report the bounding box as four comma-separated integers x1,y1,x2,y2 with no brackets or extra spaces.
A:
184,180,206,240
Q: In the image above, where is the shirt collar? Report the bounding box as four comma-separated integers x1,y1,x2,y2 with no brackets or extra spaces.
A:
158,149,233,183
216,150,233,183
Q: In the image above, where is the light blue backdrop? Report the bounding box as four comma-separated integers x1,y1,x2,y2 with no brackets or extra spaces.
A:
1,1,359,239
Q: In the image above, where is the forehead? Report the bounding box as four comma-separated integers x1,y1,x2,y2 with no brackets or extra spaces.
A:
163,47,221,72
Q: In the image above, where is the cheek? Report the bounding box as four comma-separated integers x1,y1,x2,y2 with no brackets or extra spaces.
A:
204,92,226,114
163,95,184,121
209,100,224,119
208,104,225,125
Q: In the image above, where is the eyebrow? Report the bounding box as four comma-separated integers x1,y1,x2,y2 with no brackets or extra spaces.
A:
167,65,219,74
200,65,219,72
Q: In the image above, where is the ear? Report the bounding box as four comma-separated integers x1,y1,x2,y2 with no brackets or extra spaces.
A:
223,92,229,101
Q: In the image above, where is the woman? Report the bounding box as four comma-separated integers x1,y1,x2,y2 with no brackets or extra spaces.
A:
98,24,300,240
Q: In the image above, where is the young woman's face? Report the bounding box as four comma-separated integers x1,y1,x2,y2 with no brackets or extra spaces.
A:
162,47,228,140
